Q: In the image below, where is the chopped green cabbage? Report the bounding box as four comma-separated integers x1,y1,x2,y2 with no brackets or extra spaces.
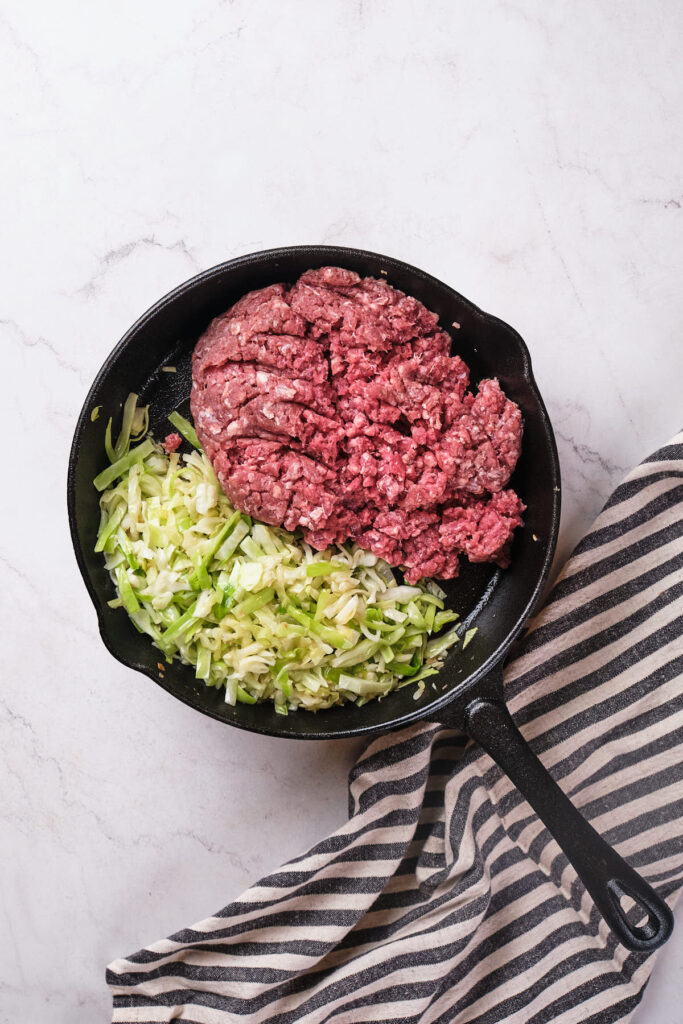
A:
95,396,472,712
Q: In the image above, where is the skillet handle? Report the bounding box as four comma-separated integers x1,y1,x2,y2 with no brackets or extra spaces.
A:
464,697,674,952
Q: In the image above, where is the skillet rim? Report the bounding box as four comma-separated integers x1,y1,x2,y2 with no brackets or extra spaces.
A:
67,244,561,739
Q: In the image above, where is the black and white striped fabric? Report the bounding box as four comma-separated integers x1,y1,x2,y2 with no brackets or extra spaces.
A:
108,434,683,1023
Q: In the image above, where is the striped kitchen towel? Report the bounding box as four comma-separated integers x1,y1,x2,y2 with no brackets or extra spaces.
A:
108,433,683,1023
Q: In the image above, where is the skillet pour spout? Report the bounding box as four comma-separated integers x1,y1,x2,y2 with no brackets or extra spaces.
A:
68,245,673,951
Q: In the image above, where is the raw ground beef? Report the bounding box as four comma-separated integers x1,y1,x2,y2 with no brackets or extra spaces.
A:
162,432,182,454
190,267,525,583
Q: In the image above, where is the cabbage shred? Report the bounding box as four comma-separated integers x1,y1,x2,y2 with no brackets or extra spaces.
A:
94,397,468,713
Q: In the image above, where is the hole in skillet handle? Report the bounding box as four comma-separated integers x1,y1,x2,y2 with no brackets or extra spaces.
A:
607,879,673,949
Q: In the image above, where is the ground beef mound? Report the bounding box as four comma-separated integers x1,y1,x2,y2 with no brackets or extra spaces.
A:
191,267,525,583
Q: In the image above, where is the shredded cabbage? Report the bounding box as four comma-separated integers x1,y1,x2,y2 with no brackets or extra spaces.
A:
94,397,472,713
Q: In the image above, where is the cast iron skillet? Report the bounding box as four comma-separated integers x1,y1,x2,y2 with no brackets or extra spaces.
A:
68,245,673,952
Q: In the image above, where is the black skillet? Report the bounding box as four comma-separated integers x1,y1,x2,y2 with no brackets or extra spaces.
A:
68,245,673,952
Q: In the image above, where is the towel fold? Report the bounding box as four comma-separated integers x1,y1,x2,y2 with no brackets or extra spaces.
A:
108,433,683,1024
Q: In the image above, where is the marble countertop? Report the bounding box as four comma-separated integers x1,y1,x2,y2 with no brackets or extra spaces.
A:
2,1,682,1019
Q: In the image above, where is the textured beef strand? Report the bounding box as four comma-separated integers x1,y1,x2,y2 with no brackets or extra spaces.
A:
191,267,525,582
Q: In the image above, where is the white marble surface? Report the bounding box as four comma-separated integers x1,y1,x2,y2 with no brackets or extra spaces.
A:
1,1,682,1020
